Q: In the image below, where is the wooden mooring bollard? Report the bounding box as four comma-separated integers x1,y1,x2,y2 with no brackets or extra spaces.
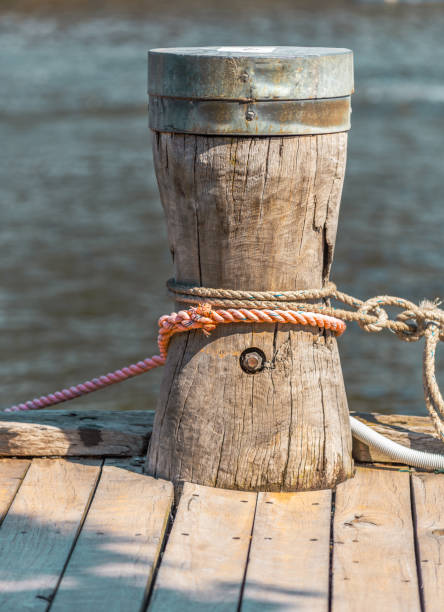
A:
145,47,355,492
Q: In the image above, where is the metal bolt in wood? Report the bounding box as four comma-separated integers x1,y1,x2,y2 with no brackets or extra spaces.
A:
240,349,266,374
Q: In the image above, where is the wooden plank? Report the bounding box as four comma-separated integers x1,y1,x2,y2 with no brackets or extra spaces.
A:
332,466,420,611
0,409,437,463
0,458,101,611
149,483,256,611
351,412,442,463
51,459,173,612
242,489,332,611
0,409,154,457
412,472,444,612
0,459,30,521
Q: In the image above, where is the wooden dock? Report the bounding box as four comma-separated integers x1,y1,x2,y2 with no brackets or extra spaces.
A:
0,409,442,611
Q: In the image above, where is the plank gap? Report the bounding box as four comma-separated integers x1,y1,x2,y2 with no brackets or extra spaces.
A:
49,460,173,612
412,471,444,611
241,489,332,610
332,466,420,610
409,473,425,612
46,460,105,611
236,493,259,612
0,458,103,611
0,461,31,529
149,483,256,610
141,497,176,612
328,489,336,612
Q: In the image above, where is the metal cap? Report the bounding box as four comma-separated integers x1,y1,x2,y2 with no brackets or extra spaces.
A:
148,46,354,136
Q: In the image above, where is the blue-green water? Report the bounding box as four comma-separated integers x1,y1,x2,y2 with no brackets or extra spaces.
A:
1,2,443,414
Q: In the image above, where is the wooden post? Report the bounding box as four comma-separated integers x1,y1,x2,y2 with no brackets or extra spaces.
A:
145,47,354,491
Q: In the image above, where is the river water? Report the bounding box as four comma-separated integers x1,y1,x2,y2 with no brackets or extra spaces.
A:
1,1,443,414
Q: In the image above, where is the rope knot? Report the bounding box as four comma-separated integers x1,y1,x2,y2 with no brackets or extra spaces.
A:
395,299,444,342
190,303,213,318
356,297,389,333
189,303,216,337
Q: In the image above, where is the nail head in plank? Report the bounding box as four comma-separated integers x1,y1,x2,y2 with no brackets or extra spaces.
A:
51,459,173,612
242,489,331,611
149,483,256,611
0,459,30,521
412,472,444,612
333,466,420,611
0,410,154,457
0,458,101,611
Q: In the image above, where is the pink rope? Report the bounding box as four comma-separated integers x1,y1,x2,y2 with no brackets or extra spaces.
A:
4,304,345,412
4,355,165,412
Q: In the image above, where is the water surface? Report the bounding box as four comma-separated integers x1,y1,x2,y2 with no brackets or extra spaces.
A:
1,2,443,414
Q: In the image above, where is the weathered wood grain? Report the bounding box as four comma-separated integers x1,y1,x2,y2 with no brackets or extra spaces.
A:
146,132,353,491
351,412,444,463
332,466,420,611
0,459,30,521
412,472,444,612
51,459,173,612
0,409,438,466
0,409,154,457
149,482,256,611
0,458,101,611
242,489,332,611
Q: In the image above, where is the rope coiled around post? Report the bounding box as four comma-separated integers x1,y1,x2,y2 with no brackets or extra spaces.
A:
168,279,444,441
3,302,344,412
4,279,444,448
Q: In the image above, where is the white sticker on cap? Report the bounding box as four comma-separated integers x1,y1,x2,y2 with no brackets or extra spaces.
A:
217,47,277,53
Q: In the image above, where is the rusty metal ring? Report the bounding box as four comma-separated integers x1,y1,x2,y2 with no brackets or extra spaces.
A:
149,96,351,136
